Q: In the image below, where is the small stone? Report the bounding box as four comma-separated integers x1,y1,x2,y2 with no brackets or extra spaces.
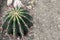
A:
17,37,20,40
58,25,60,27
58,18,60,20
27,5,32,9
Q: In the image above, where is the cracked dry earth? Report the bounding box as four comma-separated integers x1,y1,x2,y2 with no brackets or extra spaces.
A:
0,0,60,40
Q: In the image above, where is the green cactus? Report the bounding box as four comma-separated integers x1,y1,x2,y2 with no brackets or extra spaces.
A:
2,7,33,38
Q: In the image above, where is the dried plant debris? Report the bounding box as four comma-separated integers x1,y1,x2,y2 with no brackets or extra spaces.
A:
26,0,37,9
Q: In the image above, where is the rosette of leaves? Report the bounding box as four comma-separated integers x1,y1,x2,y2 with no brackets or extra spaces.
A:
2,7,33,38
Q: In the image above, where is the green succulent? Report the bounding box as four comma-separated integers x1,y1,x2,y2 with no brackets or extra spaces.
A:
2,7,33,38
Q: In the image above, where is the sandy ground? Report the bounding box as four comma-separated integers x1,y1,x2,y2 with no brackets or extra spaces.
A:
33,0,60,40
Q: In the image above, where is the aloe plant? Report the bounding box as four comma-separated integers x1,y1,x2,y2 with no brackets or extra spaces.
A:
2,7,33,38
